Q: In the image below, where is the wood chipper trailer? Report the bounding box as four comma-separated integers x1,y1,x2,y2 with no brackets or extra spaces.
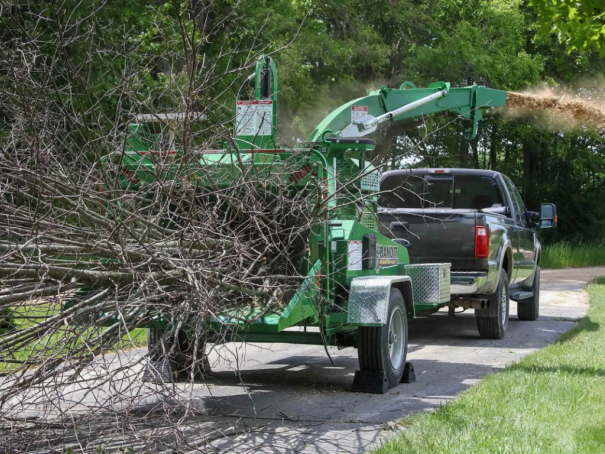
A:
112,57,506,393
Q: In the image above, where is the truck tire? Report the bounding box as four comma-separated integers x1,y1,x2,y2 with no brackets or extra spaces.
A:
518,266,540,321
358,288,408,387
477,269,509,339
147,329,209,382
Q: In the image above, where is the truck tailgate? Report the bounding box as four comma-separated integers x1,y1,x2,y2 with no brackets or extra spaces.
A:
377,208,483,270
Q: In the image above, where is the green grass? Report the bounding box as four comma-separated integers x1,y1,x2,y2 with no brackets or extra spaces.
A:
542,242,605,269
1,302,147,373
373,277,605,454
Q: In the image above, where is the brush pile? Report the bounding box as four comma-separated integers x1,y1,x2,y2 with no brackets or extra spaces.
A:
0,143,318,373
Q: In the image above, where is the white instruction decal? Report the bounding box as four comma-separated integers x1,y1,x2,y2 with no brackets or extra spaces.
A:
235,100,273,136
348,240,363,271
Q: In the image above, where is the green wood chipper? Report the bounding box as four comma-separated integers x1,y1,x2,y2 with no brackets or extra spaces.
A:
112,56,506,393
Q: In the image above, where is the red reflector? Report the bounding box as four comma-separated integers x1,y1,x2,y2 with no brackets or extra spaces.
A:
290,164,312,183
475,226,489,258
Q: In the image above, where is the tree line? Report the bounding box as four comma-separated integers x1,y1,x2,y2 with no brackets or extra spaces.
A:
3,1,604,242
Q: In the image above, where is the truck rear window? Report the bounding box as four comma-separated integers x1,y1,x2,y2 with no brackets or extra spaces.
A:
380,174,503,209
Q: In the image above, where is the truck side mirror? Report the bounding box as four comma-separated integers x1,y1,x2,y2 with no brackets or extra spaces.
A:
540,203,557,228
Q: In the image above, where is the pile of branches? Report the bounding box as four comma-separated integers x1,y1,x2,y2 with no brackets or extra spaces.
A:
0,148,319,356
0,1,320,451
0,82,320,453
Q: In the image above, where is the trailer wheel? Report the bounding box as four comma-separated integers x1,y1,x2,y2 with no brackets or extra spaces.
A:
147,329,209,382
477,269,509,339
358,288,408,387
518,266,540,321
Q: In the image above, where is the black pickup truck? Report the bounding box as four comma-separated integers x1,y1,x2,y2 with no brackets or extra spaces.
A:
378,168,557,339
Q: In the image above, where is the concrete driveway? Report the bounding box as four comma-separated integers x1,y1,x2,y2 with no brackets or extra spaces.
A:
3,267,604,453
189,267,603,453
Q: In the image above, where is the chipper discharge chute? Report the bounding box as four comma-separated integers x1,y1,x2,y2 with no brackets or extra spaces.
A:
109,56,507,393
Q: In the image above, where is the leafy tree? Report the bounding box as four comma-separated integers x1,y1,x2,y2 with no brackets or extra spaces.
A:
530,0,605,56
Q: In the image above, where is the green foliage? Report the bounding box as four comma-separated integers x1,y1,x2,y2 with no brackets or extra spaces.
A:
2,0,605,244
374,277,605,454
530,0,605,56
542,243,605,269
407,0,542,89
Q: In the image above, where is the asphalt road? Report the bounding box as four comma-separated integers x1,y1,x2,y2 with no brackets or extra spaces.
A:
4,267,604,453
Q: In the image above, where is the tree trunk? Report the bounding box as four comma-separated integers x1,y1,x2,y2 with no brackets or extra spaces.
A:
489,123,498,170
471,138,479,169
522,135,540,207
459,123,469,167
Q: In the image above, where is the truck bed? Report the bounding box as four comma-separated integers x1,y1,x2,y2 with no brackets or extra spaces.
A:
377,208,493,271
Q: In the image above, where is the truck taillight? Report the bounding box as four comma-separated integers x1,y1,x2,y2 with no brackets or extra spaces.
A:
475,226,489,258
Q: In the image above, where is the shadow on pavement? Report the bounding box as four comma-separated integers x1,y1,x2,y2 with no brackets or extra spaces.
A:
4,288,592,453
5,355,497,453
406,309,583,349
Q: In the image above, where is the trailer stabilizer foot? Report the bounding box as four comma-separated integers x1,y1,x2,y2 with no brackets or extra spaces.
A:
401,362,416,383
352,370,388,394
142,360,173,383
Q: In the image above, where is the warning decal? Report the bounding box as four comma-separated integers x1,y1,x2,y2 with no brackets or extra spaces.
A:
351,105,368,123
235,100,273,137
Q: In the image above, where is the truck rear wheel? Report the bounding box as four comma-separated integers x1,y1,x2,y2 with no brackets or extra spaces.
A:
518,266,540,321
477,269,509,339
147,329,209,382
358,288,408,387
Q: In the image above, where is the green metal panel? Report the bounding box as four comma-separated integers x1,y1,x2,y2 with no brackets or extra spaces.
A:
329,220,410,286
307,85,507,142
231,332,330,345
277,260,322,331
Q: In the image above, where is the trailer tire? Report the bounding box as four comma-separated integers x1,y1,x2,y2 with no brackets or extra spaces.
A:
517,266,540,321
477,268,509,339
358,288,408,388
147,329,209,382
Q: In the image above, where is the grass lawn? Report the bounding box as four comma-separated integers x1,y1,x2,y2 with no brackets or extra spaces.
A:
373,277,605,454
1,301,147,373
542,243,605,269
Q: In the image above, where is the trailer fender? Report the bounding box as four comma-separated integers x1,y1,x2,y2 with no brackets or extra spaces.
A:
347,276,414,326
